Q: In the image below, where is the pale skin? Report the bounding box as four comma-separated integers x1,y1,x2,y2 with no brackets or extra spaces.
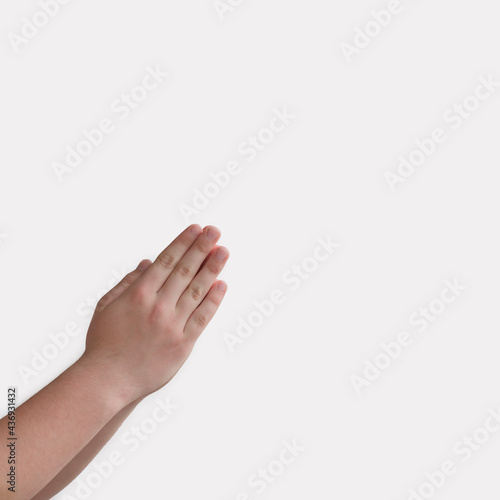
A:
0,224,229,500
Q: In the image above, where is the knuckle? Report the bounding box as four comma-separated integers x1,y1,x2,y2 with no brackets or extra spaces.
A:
130,285,148,305
122,271,137,285
196,240,211,254
175,264,192,279
180,342,193,357
194,313,209,329
207,294,220,306
150,302,167,322
206,261,220,274
96,295,108,310
170,330,186,347
156,252,176,271
178,339,194,356
188,284,204,301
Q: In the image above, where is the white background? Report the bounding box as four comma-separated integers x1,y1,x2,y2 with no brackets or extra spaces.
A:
1,0,500,499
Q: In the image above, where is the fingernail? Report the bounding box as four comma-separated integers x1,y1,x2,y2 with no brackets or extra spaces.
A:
215,248,227,261
217,281,227,292
137,259,150,271
206,227,219,241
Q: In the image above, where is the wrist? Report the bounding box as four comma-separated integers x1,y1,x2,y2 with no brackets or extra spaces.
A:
73,353,136,412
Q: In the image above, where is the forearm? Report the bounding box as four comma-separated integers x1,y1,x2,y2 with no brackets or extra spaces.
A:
31,399,141,500
1,357,130,500
0,225,229,499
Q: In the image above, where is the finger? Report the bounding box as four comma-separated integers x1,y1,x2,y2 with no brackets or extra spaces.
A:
184,280,227,340
176,246,229,318
134,224,203,292
158,225,221,301
95,259,152,313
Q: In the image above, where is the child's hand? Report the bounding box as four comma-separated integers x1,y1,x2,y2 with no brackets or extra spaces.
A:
80,224,229,404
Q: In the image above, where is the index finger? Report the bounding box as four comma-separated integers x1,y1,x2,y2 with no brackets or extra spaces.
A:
133,224,203,292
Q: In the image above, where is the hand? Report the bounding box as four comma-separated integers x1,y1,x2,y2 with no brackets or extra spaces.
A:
80,224,229,405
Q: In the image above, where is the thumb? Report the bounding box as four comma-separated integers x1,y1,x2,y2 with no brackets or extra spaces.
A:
95,259,152,313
